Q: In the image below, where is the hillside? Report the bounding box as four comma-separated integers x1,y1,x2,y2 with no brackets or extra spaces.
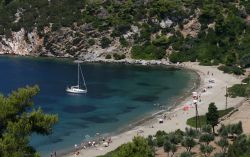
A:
0,0,250,69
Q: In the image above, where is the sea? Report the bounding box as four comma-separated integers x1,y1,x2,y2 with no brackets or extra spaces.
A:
0,56,198,156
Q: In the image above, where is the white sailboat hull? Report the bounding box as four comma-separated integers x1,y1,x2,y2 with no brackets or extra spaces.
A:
66,86,87,94
66,62,87,94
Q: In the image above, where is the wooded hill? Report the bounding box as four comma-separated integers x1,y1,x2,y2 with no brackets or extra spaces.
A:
1,0,250,72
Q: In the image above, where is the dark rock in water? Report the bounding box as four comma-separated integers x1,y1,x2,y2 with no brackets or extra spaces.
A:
50,138,64,144
81,116,119,123
137,82,151,86
62,105,96,113
133,95,159,102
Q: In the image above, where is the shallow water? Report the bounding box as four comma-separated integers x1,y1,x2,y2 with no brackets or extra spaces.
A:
0,56,197,156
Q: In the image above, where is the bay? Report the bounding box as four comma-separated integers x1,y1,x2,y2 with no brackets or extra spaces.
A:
0,56,198,156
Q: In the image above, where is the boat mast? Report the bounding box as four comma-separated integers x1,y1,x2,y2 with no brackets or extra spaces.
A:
78,63,80,88
79,64,87,90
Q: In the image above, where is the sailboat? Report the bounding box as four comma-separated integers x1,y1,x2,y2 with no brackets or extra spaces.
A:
66,61,87,94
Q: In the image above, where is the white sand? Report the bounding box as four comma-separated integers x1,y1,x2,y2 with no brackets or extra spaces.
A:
63,62,245,157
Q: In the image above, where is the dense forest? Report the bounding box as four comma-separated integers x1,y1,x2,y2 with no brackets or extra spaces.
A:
1,0,250,72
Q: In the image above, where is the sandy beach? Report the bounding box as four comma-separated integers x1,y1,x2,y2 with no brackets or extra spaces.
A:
62,62,245,157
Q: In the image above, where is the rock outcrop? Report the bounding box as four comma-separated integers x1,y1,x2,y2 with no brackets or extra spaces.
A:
0,28,43,56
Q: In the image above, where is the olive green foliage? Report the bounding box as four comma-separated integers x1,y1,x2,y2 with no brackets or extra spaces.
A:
186,107,234,128
227,135,250,157
98,136,153,157
0,85,58,157
100,121,249,157
180,151,193,157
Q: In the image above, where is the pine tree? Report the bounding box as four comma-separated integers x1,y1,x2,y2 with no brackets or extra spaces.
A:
206,103,219,134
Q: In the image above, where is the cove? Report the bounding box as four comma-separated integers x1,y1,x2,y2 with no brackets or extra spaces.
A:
0,56,198,156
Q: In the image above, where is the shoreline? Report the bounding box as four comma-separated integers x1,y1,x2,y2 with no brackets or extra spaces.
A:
62,62,245,157
56,60,200,157
59,62,203,157
0,55,245,157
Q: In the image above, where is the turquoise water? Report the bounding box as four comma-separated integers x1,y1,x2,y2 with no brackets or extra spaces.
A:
0,56,197,156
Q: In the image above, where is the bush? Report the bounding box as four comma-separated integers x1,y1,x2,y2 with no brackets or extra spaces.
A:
119,37,128,47
105,54,112,59
88,39,95,46
100,37,111,48
218,65,245,75
131,44,165,60
113,53,125,60
228,84,247,97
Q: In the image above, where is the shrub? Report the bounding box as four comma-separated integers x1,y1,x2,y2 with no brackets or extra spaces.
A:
100,37,111,48
218,65,245,75
119,37,128,47
113,53,125,60
228,84,247,97
131,44,165,60
88,39,95,46
105,54,112,59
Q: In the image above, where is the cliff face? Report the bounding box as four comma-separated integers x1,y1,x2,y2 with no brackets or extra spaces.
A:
0,25,130,60
0,28,43,56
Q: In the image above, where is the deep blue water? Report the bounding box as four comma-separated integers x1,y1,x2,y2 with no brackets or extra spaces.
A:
0,56,197,156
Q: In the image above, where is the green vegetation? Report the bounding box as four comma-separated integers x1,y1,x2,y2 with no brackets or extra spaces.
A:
206,103,219,133
0,85,58,157
186,105,234,128
218,65,245,75
131,44,165,60
228,76,250,98
100,122,248,157
105,54,111,59
98,136,154,157
100,37,111,49
113,53,125,60
1,0,250,68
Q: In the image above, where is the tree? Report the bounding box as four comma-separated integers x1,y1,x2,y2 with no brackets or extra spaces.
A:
206,103,219,134
216,137,229,154
164,140,172,157
163,140,176,157
202,125,212,134
199,133,214,146
0,86,58,157
181,136,197,152
185,127,199,138
200,144,214,157
113,136,154,157
180,151,193,157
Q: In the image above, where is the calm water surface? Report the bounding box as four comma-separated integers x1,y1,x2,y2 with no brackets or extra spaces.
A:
0,56,197,156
